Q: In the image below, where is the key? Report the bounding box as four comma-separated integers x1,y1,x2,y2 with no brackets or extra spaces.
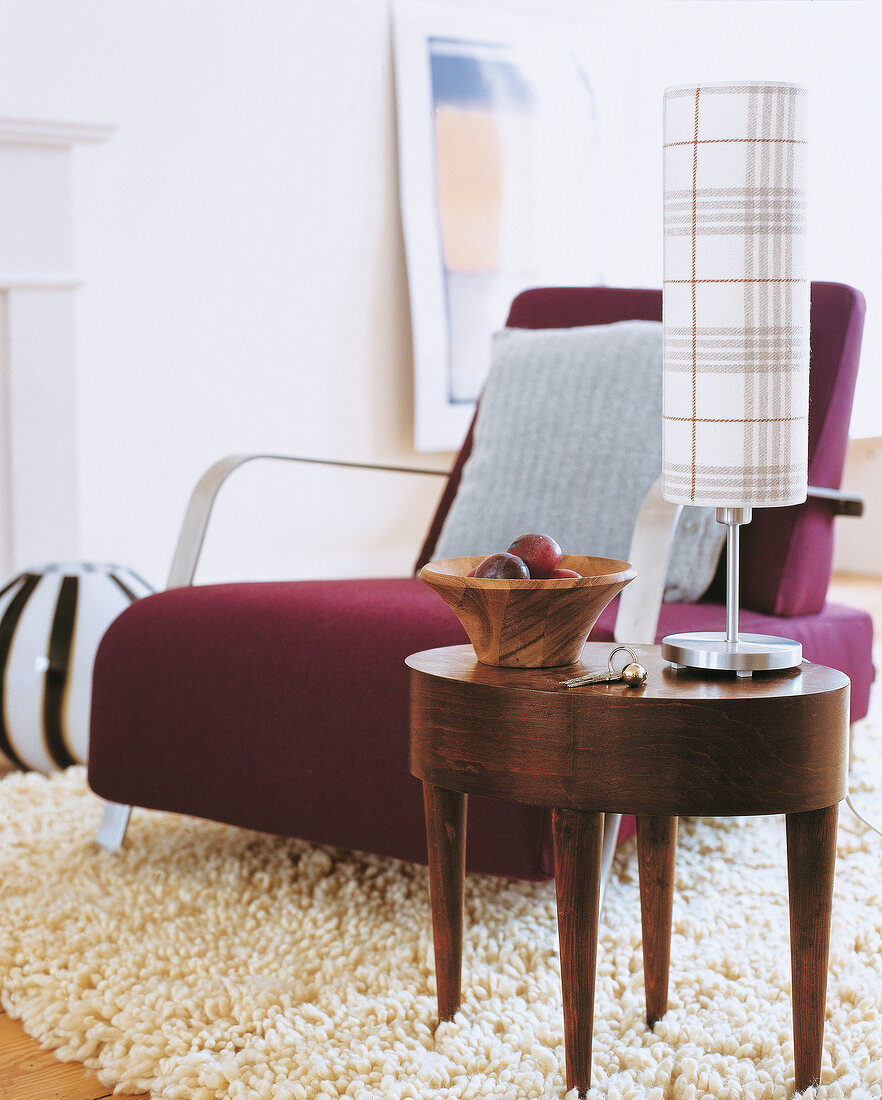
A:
558,646,647,689
558,664,646,688
561,668,626,686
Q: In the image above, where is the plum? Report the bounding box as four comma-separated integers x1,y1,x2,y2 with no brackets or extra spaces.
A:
550,568,581,579
507,533,563,579
472,552,531,579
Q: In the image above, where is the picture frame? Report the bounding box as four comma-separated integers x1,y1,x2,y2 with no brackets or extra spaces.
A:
393,0,602,451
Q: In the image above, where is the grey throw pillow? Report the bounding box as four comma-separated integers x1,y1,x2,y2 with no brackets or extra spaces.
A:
433,320,726,603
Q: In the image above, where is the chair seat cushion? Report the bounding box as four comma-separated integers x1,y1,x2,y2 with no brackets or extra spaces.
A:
88,578,555,880
89,578,873,883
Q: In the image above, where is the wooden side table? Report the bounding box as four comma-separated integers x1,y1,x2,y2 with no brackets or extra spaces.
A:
406,643,850,1096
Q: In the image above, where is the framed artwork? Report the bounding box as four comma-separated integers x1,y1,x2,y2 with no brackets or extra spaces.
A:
393,1,602,451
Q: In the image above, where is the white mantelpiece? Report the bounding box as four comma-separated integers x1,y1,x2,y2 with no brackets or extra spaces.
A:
0,117,113,576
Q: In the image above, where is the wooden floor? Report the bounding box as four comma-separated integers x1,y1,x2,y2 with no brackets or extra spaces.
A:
0,778,151,1097
0,573,878,1100
0,1011,149,1100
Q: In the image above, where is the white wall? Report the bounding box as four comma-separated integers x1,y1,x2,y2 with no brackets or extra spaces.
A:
0,0,454,586
833,437,882,577
582,0,882,433
0,0,877,586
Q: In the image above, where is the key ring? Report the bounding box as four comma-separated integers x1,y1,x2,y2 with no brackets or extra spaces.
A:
558,645,648,689
608,646,640,674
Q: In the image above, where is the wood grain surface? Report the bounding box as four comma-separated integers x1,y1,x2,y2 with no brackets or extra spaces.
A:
553,808,604,1094
636,814,678,1028
418,556,635,667
408,644,850,815
423,782,467,1022
786,803,839,1091
409,641,851,1097
0,1010,150,1100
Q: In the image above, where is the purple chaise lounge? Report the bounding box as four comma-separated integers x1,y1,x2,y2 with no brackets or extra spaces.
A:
87,283,873,880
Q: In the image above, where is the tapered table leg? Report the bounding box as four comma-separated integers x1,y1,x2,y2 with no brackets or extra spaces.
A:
636,814,678,1027
553,807,604,1096
786,803,838,1092
423,781,467,1021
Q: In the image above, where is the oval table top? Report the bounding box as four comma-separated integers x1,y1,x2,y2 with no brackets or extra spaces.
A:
407,643,850,816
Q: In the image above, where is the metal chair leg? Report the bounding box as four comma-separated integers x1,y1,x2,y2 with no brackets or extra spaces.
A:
95,806,623,883
599,812,622,907
96,802,132,851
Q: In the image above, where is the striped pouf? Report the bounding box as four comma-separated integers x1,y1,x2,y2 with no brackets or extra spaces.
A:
0,563,153,772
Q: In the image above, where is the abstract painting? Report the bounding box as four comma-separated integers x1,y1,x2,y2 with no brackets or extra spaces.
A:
394,1,601,450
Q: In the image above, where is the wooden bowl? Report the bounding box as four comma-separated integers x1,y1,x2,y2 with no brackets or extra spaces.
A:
419,555,636,667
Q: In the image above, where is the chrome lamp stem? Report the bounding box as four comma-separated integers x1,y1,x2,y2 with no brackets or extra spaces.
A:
661,505,802,675
718,505,751,645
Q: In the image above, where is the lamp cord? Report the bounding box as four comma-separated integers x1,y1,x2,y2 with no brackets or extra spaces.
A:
845,791,882,839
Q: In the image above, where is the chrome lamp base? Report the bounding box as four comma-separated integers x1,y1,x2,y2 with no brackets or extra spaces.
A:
662,506,804,676
661,631,802,674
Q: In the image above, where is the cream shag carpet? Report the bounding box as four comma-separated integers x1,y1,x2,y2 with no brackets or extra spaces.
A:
0,731,880,1099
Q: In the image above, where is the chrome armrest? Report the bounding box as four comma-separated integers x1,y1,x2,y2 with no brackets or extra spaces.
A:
613,477,682,645
806,485,864,517
166,453,449,589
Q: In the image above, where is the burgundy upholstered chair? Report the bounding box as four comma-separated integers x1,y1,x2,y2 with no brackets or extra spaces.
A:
88,283,872,881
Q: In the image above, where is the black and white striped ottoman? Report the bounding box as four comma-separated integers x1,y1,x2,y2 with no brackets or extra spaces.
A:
0,563,153,772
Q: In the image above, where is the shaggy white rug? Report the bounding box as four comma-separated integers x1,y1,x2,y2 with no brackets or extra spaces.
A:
0,725,880,1099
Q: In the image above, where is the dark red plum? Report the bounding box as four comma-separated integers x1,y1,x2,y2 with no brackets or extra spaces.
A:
507,533,563,578
472,552,531,579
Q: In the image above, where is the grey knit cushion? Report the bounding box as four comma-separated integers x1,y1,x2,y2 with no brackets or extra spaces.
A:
433,320,726,603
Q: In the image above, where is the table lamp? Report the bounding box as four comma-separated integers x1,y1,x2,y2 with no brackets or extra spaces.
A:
660,81,809,674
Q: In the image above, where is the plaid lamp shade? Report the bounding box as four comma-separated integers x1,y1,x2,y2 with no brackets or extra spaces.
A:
662,81,809,508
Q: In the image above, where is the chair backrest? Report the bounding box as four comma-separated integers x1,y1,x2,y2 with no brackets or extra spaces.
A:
417,282,865,617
